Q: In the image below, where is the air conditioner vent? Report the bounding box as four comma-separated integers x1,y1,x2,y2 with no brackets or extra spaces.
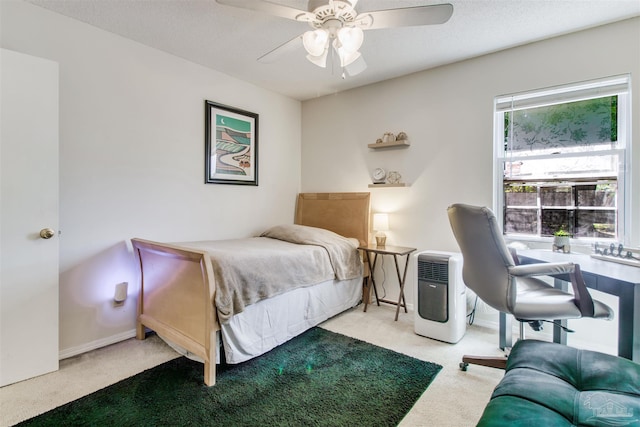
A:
415,251,466,343
418,260,448,283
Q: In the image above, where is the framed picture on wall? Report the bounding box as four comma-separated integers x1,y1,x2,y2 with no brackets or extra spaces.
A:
205,100,259,185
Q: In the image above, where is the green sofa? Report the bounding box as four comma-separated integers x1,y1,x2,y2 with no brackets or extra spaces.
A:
477,340,640,426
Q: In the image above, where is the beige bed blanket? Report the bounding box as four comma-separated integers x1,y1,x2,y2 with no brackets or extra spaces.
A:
178,225,362,323
260,224,362,280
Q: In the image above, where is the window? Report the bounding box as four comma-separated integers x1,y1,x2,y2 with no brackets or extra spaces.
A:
494,76,631,243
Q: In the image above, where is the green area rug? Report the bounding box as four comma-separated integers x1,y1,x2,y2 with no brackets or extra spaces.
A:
18,327,442,426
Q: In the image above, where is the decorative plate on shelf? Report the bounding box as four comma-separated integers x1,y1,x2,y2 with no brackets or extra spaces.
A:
372,168,386,183
387,171,402,184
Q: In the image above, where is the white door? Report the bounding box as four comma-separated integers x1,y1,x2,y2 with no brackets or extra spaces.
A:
0,49,59,386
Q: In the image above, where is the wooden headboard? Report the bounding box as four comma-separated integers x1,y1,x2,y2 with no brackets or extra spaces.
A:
295,192,370,247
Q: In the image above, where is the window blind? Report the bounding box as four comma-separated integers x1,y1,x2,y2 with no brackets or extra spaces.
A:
495,75,629,112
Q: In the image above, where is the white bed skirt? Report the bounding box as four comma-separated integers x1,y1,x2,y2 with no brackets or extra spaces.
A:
160,276,362,364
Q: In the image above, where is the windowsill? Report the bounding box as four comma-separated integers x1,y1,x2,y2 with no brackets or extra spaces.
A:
504,236,595,254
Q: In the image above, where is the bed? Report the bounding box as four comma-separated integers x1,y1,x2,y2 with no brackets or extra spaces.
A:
131,192,370,386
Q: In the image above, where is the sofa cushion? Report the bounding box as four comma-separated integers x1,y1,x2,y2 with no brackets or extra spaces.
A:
477,340,640,427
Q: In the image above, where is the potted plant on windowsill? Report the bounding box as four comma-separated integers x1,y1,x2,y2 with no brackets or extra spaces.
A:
553,229,571,253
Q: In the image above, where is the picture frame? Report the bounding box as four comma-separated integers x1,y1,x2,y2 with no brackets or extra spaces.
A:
205,100,259,185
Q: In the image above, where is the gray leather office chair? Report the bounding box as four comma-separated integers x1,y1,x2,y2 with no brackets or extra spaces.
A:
447,203,613,370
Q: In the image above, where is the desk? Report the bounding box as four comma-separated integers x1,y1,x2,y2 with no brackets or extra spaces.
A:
499,249,640,362
359,244,416,321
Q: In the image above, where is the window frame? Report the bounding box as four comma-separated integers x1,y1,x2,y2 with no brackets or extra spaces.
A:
493,75,631,245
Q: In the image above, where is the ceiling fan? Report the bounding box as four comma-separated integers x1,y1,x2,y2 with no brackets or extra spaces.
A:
216,0,453,77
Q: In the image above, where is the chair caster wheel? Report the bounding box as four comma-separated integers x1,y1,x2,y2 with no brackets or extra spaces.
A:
460,362,468,371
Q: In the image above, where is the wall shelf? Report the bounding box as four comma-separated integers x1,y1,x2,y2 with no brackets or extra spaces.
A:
368,183,408,188
368,140,410,149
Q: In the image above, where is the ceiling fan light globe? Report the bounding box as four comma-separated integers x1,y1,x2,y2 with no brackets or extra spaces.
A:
345,55,367,76
302,29,329,56
306,49,328,68
336,26,363,53
338,49,361,67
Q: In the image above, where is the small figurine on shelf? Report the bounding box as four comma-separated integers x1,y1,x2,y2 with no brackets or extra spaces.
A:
387,171,402,184
396,132,408,141
382,132,395,143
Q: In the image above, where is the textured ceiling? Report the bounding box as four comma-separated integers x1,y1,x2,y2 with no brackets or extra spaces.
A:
27,0,640,100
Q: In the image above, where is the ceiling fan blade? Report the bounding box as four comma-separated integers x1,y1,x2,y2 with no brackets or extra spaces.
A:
215,0,315,22
257,35,303,64
355,3,453,30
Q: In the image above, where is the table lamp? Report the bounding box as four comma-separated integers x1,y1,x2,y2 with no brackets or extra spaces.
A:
373,213,389,247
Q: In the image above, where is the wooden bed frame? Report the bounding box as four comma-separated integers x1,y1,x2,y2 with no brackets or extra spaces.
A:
131,192,370,386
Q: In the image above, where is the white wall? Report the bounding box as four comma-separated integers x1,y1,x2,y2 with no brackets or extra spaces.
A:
301,18,640,341
1,1,302,357
2,0,638,358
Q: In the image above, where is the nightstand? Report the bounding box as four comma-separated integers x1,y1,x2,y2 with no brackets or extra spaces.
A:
358,244,417,321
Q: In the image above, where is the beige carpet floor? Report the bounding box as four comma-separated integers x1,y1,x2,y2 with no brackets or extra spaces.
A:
1,304,507,427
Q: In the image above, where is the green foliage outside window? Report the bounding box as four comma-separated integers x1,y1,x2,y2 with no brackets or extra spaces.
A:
504,96,617,151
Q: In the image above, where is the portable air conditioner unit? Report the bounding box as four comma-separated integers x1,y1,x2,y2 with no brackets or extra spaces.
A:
414,251,466,343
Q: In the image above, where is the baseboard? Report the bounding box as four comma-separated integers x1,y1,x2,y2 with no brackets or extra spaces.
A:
59,329,137,360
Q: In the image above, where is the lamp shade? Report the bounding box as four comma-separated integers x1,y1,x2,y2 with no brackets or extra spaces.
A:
373,213,389,232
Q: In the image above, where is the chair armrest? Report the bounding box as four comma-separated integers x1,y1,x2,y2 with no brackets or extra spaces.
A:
508,262,575,277
508,247,520,265
569,264,595,317
508,263,595,317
